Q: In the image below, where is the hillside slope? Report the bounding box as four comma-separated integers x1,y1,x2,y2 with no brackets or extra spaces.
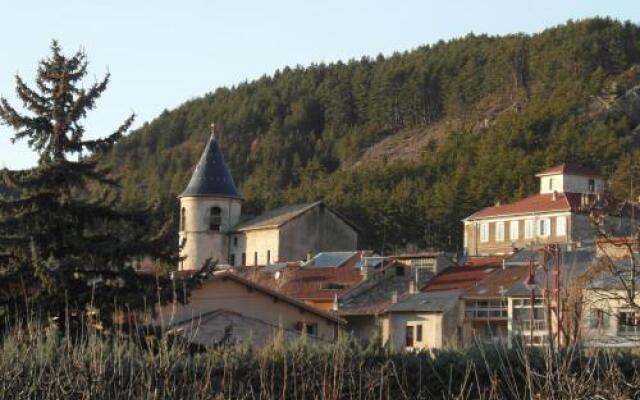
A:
105,18,640,253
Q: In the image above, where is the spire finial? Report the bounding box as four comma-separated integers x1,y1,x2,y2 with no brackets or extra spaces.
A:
210,123,216,140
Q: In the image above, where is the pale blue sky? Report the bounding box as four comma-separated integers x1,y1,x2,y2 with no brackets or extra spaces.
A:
1,1,638,169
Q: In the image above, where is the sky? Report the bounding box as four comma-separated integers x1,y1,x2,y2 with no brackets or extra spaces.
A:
0,1,639,170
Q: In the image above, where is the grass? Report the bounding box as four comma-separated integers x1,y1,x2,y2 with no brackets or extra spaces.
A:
1,324,640,399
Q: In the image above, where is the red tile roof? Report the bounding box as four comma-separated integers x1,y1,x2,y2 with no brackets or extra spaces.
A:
464,256,506,268
466,192,581,220
422,265,498,292
466,192,638,220
535,163,600,177
243,252,367,301
463,265,529,299
213,271,345,324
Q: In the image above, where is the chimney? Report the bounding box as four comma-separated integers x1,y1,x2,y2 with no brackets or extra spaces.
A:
552,190,558,201
409,280,417,294
361,255,371,280
332,293,339,311
391,291,398,304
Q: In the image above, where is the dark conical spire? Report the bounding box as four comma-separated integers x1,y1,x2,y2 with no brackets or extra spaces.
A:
180,124,242,199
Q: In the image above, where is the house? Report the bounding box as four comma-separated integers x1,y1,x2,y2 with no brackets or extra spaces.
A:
337,260,414,340
156,270,344,347
179,126,358,270
461,264,529,346
463,163,637,256
581,238,640,347
380,262,498,350
383,290,462,350
503,247,594,347
242,251,379,311
390,252,455,286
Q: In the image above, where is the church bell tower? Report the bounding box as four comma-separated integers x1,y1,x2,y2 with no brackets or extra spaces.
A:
178,124,242,270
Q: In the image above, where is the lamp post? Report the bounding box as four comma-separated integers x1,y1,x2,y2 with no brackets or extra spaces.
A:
524,258,536,343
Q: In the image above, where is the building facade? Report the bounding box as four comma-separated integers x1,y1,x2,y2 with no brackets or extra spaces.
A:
463,164,631,256
157,271,344,346
179,127,358,270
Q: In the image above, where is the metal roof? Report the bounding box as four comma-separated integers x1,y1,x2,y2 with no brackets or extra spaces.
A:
303,252,359,268
233,202,321,231
180,134,242,199
505,247,595,297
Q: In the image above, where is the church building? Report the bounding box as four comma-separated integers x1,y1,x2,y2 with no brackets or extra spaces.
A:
178,126,359,270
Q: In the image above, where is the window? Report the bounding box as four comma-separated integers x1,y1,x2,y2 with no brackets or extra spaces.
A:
495,221,505,242
588,179,595,192
267,250,271,265
306,323,318,336
510,220,519,241
556,216,567,237
480,223,489,243
395,266,405,276
209,207,222,231
233,236,238,247
548,178,553,191
538,219,550,237
405,325,414,347
295,322,318,336
618,311,639,335
416,324,423,342
180,207,186,231
589,309,609,330
525,220,535,239
241,253,246,266
254,252,258,266
229,254,236,266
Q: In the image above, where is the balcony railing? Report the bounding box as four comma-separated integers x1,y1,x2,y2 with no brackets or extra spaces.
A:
514,320,547,332
465,308,508,319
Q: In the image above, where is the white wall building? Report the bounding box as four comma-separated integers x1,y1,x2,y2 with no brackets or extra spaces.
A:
462,163,635,256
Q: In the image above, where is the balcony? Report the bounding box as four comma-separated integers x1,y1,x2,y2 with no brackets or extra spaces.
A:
514,319,547,332
465,308,508,319
465,300,508,320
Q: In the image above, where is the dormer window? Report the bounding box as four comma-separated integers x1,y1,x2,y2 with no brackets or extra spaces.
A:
210,206,222,231
588,179,595,193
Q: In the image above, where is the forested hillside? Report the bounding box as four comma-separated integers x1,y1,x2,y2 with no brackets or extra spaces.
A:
105,18,640,253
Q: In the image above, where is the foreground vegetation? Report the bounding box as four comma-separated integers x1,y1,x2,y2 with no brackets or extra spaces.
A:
1,325,640,400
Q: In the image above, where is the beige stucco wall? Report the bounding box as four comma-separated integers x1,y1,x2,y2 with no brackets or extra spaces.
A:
179,196,242,270
242,229,280,266
539,174,604,194
381,307,460,351
464,212,571,256
278,205,358,262
227,205,358,266
581,289,640,345
156,277,339,342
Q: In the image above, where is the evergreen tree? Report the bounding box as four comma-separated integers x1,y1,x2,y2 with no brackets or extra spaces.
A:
0,41,175,328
